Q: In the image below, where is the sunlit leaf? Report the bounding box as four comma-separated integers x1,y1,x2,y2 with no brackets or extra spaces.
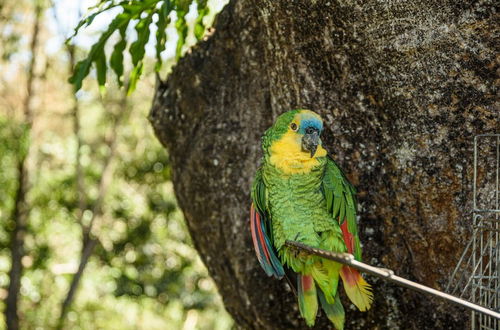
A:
127,62,143,95
69,0,224,93
69,1,123,40
175,14,188,60
69,12,132,91
155,1,172,71
194,0,208,40
130,12,153,67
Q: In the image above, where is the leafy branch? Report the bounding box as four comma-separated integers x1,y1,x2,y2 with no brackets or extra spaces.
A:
68,0,210,94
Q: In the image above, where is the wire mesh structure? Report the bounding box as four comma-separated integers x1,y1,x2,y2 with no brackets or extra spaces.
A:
447,134,500,330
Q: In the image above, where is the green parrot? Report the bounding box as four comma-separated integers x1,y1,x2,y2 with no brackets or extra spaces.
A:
250,109,373,329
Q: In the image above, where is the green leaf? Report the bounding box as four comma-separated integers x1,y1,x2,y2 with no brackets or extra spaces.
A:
174,0,191,59
194,0,209,40
175,14,188,60
155,1,172,71
127,62,143,95
122,0,159,15
69,12,132,91
110,24,129,87
69,0,223,94
69,1,123,40
94,47,107,89
69,58,93,92
69,0,160,91
130,11,154,67
193,21,204,40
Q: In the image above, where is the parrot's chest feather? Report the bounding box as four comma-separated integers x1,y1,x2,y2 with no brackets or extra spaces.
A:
263,158,326,201
262,160,335,248
266,175,326,220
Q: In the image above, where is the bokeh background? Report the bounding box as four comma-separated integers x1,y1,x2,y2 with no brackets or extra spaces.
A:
0,0,233,328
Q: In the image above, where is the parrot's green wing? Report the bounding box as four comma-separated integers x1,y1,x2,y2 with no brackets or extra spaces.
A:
322,155,362,261
250,169,285,278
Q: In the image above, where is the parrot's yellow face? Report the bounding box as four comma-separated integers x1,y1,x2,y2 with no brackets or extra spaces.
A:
269,110,327,174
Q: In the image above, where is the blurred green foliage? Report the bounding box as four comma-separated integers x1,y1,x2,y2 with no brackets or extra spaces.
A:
0,0,232,329
0,91,233,329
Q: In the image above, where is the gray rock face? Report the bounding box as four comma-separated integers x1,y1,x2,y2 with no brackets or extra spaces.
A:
149,0,498,328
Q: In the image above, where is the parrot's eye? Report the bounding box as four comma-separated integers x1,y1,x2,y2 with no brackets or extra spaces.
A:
290,123,298,131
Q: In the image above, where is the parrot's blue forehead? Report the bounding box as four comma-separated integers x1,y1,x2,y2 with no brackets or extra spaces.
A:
297,113,323,134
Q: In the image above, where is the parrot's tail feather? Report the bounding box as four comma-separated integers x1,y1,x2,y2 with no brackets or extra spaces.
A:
298,274,318,327
311,263,329,294
324,260,343,304
310,261,336,304
340,266,373,311
318,289,345,330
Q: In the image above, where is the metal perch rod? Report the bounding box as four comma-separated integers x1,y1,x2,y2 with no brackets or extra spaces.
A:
285,240,500,320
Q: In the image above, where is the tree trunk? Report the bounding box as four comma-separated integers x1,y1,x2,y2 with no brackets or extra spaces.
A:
5,3,42,329
57,237,97,329
149,1,498,328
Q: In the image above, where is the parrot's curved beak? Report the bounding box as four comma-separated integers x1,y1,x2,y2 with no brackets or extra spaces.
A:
301,129,320,158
